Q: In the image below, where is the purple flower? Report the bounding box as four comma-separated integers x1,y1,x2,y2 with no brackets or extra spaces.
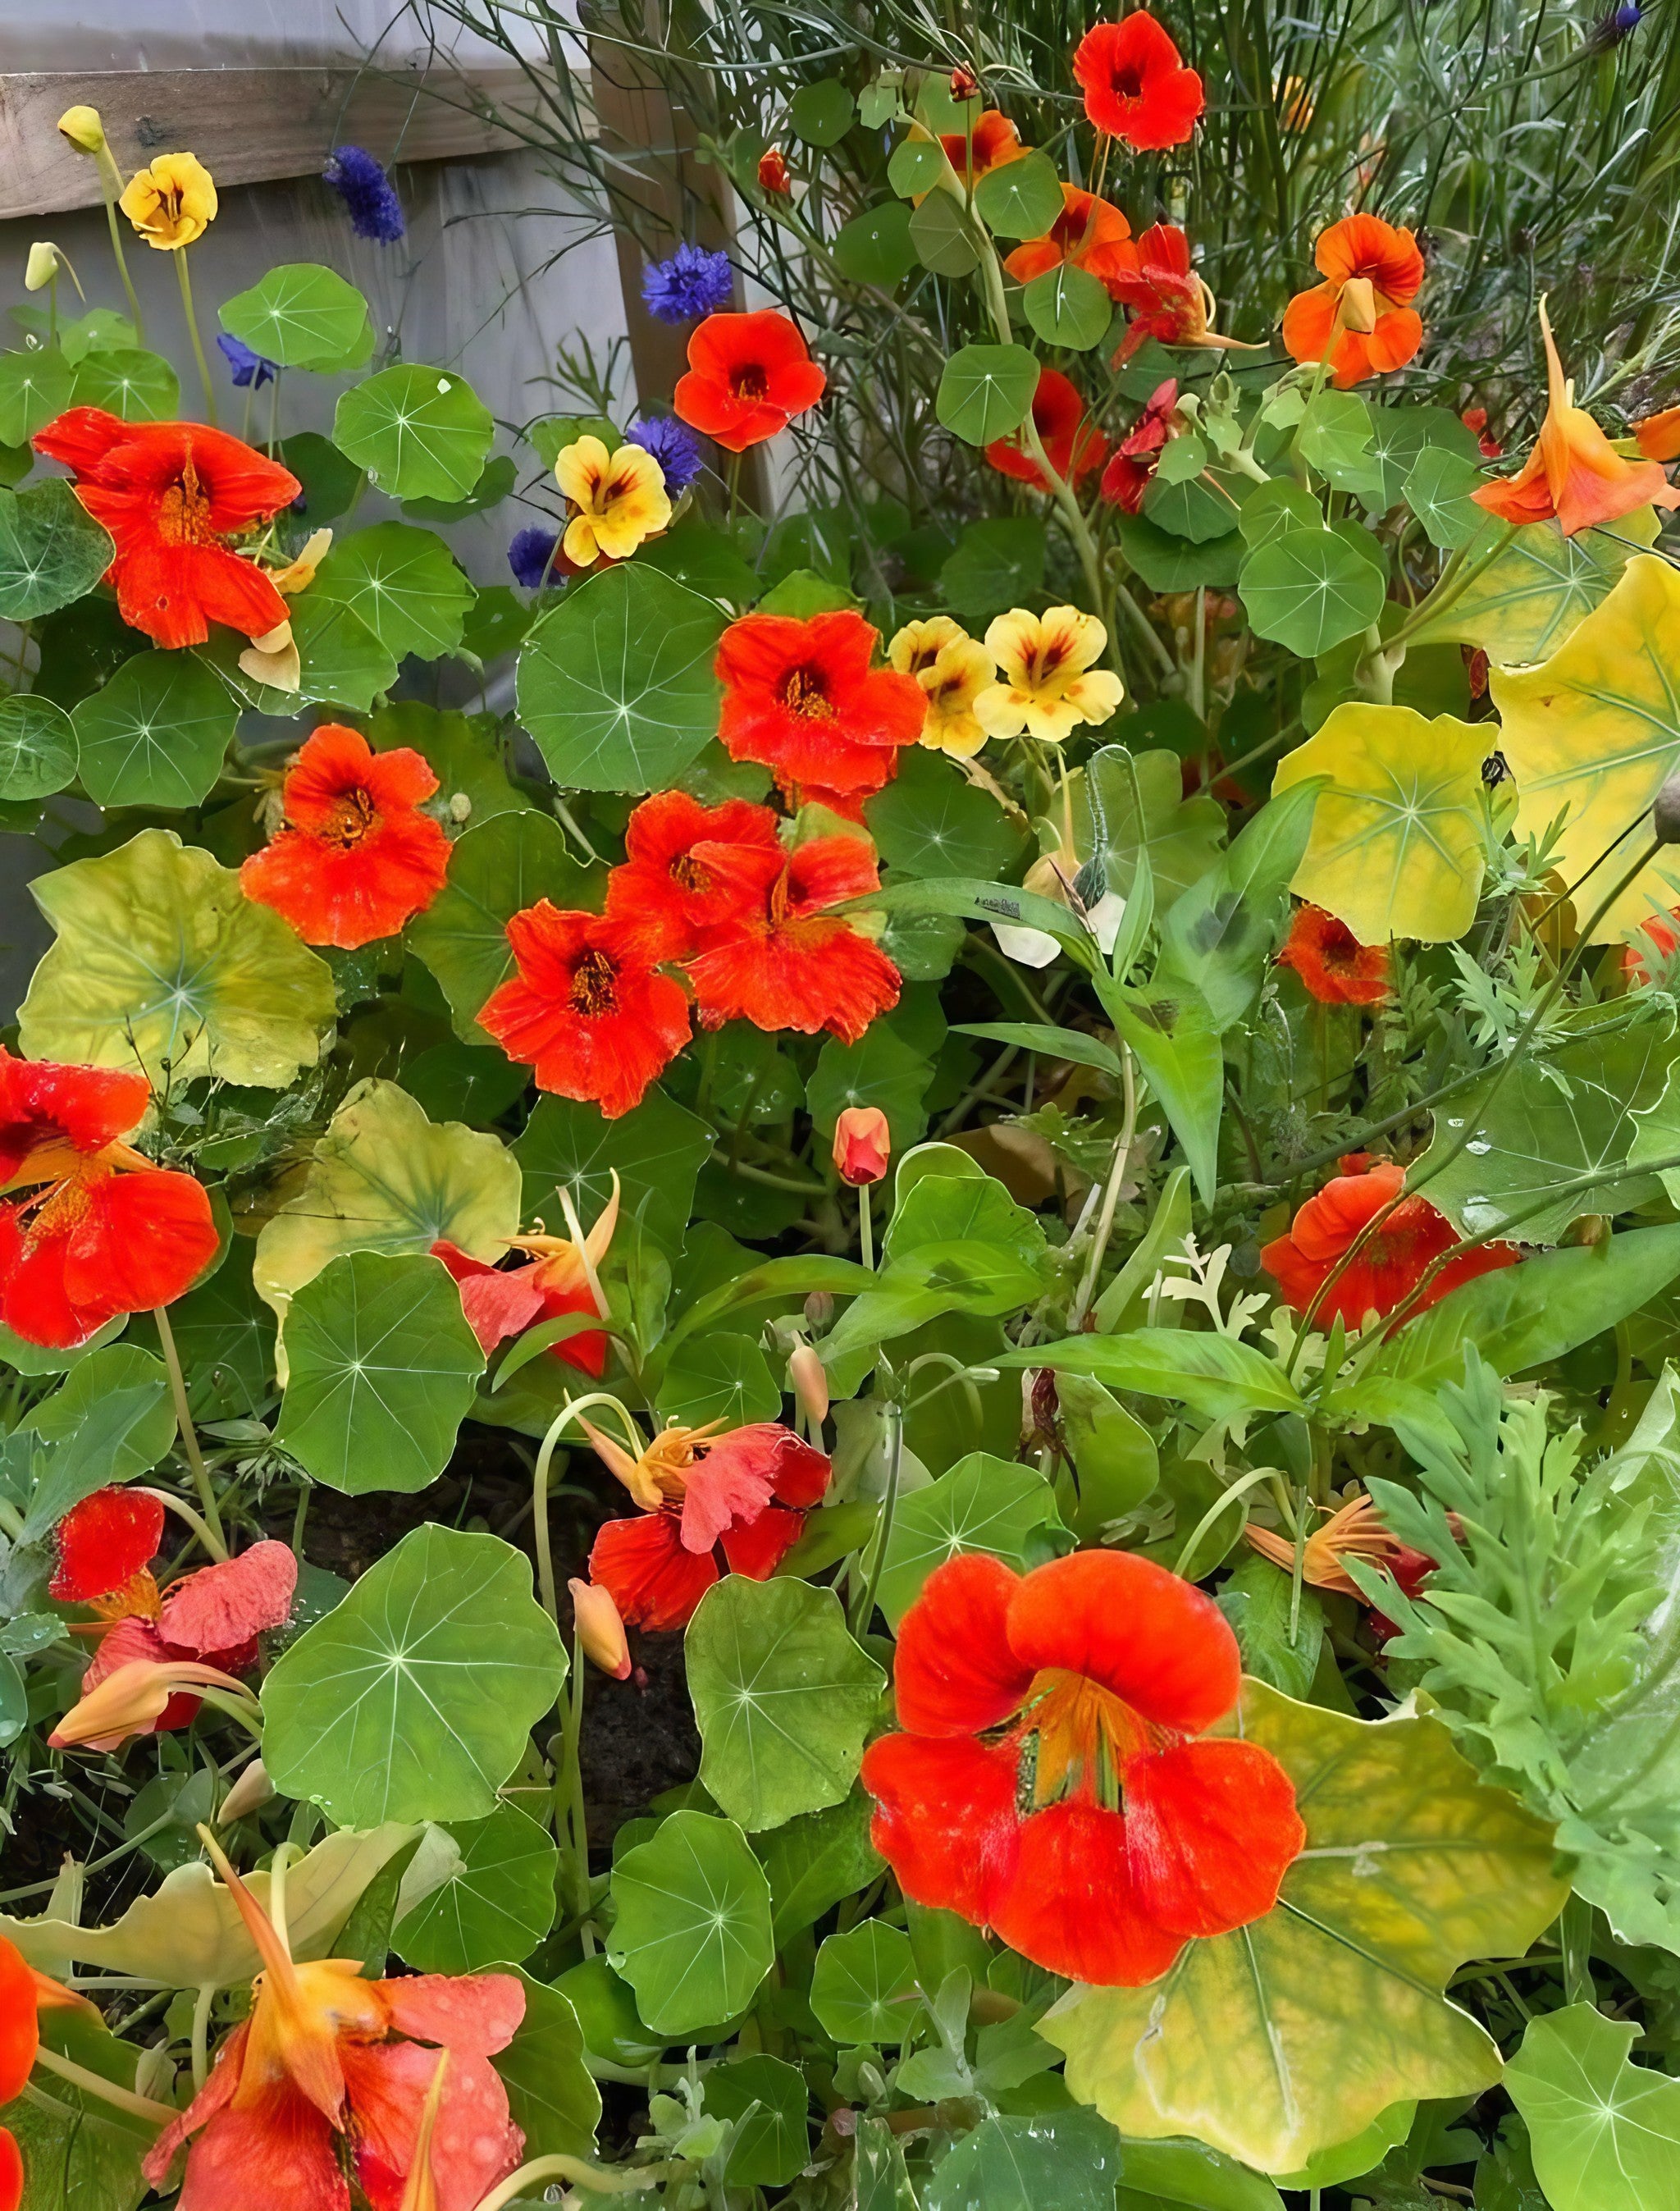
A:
628,415,705,495
641,243,733,325
323,146,406,244
217,333,276,389
509,527,561,590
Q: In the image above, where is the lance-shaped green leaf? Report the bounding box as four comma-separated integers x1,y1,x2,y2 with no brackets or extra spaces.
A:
0,693,76,799
393,1803,559,1972
518,564,724,792
409,810,599,1041
253,1078,523,1332
936,344,1040,446
71,648,236,808
1002,1329,1306,1418
810,1921,920,2045
1071,747,1225,916
1505,2003,1680,2211
334,364,495,500
221,263,372,370
18,829,334,1087
686,1577,886,1832
1098,975,1223,1203
1156,777,1327,1031
262,1525,565,1826
608,1809,775,2035
955,1022,1122,1079
312,521,477,661
1410,509,1658,665
877,1451,1061,1628
1043,1686,1568,2175
276,1251,486,1495
0,478,115,620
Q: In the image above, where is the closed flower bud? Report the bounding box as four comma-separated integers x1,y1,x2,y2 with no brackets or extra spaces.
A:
788,1342,829,1428
1338,275,1379,334
568,1578,632,1679
1655,768,1680,844
833,1105,891,1185
49,1657,249,1753
217,1756,274,1824
25,242,61,291
804,1290,834,1330
57,105,106,153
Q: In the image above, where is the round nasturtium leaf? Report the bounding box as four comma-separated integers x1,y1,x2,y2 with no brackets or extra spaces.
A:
1272,704,1488,944
810,1921,920,2045
1504,2001,1680,2211
685,1577,886,1832
935,344,1040,448
18,828,336,1088
71,649,236,809
876,1451,1061,1629
789,78,855,146
514,1088,712,1260
972,150,1066,240
1040,1683,1570,2176
1239,523,1386,656
253,1077,523,1334
0,347,74,446
867,746,1029,882
492,1972,602,2161
0,693,75,800
517,564,725,793
1410,506,1658,665
276,1250,486,1495
832,202,918,288
261,1524,566,1828
0,480,115,623
409,809,600,1041
655,1332,781,1432
311,522,477,662
923,2112,1122,2211
69,348,180,422
887,138,946,199
707,2053,812,2187
607,1809,775,2035
392,1803,559,1973
908,193,979,278
221,263,373,371
1492,552,1680,943
1022,264,1113,353
333,365,495,502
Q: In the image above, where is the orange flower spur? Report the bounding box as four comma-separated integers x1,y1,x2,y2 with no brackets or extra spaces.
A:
861,1551,1304,1985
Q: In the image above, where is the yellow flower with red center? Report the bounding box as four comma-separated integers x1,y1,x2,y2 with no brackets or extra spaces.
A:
555,435,671,567
974,605,1123,743
118,152,217,249
888,615,998,757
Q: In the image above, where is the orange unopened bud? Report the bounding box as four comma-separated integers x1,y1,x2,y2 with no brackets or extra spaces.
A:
788,1342,829,1428
758,147,792,196
568,1579,632,1680
49,1657,249,1753
833,1106,890,1185
950,65,979,99
1338,276,1378,334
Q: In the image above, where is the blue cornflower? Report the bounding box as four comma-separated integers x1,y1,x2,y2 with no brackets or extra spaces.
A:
322,146,406,244
641,243,733,325
217,333,277,389
509,527,561,590
628,415,704,495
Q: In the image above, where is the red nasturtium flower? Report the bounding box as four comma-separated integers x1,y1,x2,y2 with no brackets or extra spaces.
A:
240,724,452,950
478,905,692,1120
985,368,1107,491
33,408,300,649
586,1418,832,1630
673,309,827,453
1261,1156,1518,1330
715,609,925,799
604,789,782,962
1623,907,1680,985
1098,376,1181,512
757,147,792,196
0,1049,217,1348
1107,222,1244,363
2,1935,104,2209
1276,904,1392,1005
143,1836,525,2211
1281,214,1426,389
685,835,902,1044
433,1173,619,1380
833,1104,891,1185
1472,300,1680,537
1072,12,1206,150
861,1552,1304,1985
1003,185,1136,292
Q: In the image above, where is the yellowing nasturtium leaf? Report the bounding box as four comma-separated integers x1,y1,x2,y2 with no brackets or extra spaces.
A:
1273,705,1487,943
253,1077,523,1336
18,829,335,1087
1492,554,1680,943
1039,1683,1568,2175
1410,509,1658,665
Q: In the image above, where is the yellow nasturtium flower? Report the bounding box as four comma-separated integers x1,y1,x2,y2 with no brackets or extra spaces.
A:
555,436,671,567
888,615,998,758
119,153,218,249
975,605,1123,744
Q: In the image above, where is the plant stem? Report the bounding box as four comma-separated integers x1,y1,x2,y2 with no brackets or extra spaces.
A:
472,2155,681,2209
174,249,217,425
93,145,145,343
153,1307,227,1560
851,1399,902,1636
190,1982,216,2092
1071,1046,1137,1327
858,1181,874,1272
30,2045,176,2126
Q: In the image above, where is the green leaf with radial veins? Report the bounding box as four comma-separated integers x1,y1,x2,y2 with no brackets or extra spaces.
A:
1417,1014,1680,1245
0,692,76,799
312,521,476,660
515,1086,711,1258
810,1921,920,2045
655,1331,781,1431
1042,1685,1569,2175
333,364,495,500
909,192,980,277
69,347,179,421
392,1802,559,1972
1023,264,1112,351
686,1577,886,1831
1505,2003,1680,2211
261,1524,566,1827
18,828,335,1087
936,344,1040,446
492,1971,600,2161
1409,509,1659,665
789,77,855,144
1239,523,1386,656
276,1250,486,1495
866,745,1030,882
221,262,372,369
0,346,73,445
924,2110,1123,2211
0,478,114,620
201,590,397,715
608,1809,775,2035
409,809,600,1041
972,150,1065,239
877,1451,1061,1628
71,648,236,809
517,563,724,792
832,200,918,286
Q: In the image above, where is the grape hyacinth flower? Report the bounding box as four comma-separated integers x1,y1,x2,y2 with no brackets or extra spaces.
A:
628,415,704,495
508,527,560,591
641,242,733,325
322,146,405,244
217,333,276,389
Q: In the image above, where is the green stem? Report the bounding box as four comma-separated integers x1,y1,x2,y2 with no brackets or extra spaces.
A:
190,1983,216,2092
174,249,217,425
153,1307,227,1559
851,1400,902,1636
30,2046,175,2126
473,2156,681,2209
94,145,145,343
858,1181,874,1273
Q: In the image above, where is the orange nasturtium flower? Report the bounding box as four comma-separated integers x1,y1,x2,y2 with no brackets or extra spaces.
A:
1275,905,1392,1006
1281,213,1425,388
1472,300,1680,537
938,109,1026,188
1003,185,1136,293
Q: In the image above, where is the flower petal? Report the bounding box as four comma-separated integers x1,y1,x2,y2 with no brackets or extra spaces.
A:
990,1799,1185,1986
49,1486,164,1602
860,1729,1021,1926
893,1553,1036,1736
1004,1551,1240,1734
1123,1738,1306,1939
159,1541,298,1656
589,1510,719,1631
